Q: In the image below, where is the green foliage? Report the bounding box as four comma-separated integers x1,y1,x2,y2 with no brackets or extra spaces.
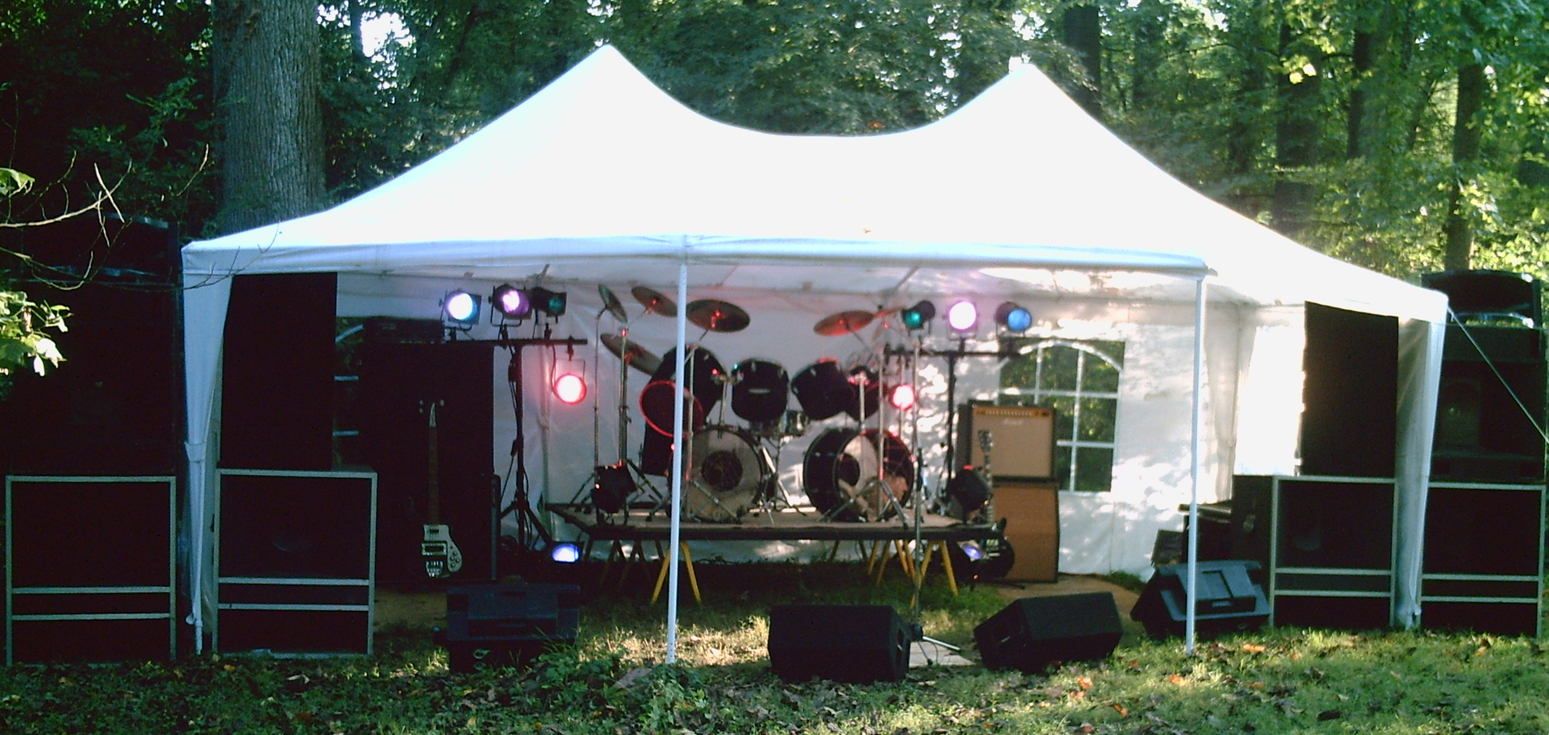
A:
0,289,67,379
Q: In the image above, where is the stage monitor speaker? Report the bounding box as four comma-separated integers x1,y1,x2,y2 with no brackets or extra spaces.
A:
958,404,1056,481
1299,302,1398,478
974,592,1121,673
6,475,177,663
768,604,911,683
1131,560,1269,639
221,272,337,471
0,216,182,476
443,583,581,672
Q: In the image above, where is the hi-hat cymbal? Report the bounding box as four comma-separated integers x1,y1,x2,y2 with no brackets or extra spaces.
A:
598,284,628,322
814,309,875,336
686,299,750,332
632,286,678,317
600,333,662,375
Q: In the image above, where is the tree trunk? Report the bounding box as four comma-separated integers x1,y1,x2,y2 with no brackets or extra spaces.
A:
1129,0,1164,109
1443,61,1485,270
1062,2,1102,119
1271,22,1321,239
212,0,327,235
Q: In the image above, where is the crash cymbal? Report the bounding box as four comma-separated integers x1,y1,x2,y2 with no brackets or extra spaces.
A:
598,284,628,322
632,286,678,317
686,299,750,333
813,309,875,336
600,332,662,375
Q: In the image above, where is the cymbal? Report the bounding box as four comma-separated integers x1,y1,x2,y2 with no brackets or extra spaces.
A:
686,299,750,332
632,286,677,317
813,309,875,336
600,332,662,375
598,284,628,322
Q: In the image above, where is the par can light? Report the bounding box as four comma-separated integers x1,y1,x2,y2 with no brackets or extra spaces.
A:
442,290,480,326
947,301,978,333
994,302,1032,333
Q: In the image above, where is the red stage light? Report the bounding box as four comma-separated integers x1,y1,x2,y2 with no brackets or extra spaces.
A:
889,384,916,410
553,372,587,404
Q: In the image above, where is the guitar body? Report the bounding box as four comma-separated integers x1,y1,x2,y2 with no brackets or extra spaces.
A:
422,523,464,578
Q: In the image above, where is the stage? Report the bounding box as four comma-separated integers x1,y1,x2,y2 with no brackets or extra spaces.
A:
549,504,1001,602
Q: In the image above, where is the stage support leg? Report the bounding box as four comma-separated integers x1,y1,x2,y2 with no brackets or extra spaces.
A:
914,541,958,599
651,542,701,605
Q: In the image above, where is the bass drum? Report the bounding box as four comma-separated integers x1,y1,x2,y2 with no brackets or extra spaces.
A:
685,425,769,522
802,428,914,521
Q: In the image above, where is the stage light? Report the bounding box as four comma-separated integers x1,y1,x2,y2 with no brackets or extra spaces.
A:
994,302,1032,333
958,540,986,562
492,284,531,319
553,371,586,404
442,290,480,327
947,301,978,332
889,383,916,410
947,466,990,512
549,542,582,564
531,287,568,317
900,300,936,330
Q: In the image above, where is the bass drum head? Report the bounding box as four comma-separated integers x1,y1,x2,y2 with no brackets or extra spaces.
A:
731,359,789,424
686,426,767,522
639,380,706,437
802,428,914,521
652,346,725,413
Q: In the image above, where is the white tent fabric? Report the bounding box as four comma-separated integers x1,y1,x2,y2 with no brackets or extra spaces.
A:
182,46,1447,650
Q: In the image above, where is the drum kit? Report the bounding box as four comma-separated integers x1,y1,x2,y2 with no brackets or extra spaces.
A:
590,287,922,525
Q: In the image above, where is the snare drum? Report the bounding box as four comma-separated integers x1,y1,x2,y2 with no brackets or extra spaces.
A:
685,425,770,522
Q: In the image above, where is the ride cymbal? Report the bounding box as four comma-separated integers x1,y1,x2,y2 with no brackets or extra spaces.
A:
631,286,678,317
686,299,750,332
813,309,875,336
600,332,662,375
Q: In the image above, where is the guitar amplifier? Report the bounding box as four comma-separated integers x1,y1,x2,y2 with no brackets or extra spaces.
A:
958,404,1056,481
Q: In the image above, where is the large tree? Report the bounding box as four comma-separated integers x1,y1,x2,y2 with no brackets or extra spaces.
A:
212,0,328,234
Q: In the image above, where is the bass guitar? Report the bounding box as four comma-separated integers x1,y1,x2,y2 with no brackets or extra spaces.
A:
421,400,464,578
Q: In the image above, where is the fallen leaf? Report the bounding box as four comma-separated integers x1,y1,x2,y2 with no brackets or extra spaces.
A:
1111,703,1129,717
1077,676,1093,690
1242,643,1266,653
1168,674,1187,686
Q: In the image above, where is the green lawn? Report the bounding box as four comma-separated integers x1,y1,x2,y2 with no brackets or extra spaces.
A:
4,561,1546,734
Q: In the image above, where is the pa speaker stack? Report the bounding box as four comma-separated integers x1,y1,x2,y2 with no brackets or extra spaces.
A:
1417,270,1546,636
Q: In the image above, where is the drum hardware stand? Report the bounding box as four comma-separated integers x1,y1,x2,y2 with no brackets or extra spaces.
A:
495,332,588,557
883,342,1009,514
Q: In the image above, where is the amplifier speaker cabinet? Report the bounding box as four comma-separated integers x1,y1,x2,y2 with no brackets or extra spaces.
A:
1421,481,1544,636
215,469,376,655
975,593,1122,673
6,475,177,663
1131,560,1270,638
444,584,581,672
992,482,1059,582
768,605,911,683
958,404,1056,481
1231,475,1396,630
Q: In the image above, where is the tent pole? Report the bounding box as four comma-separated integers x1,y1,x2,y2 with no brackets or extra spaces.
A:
665,261,689,664
1186,278,1206,655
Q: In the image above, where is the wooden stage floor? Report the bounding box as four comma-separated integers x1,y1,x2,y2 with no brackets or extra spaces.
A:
549,504,998,543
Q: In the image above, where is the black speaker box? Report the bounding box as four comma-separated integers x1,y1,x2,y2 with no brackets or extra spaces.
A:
444,584,580,672
768,605,911,683
1131,560,1269,638
0,217,182,476
1421,270,1542,325
1431,326,1546,483
221,272,337,471
974,593,1122,673
356,340,496,583
1299,303,1398,478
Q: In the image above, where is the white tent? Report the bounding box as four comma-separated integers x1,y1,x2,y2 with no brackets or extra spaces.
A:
182,45,1446,653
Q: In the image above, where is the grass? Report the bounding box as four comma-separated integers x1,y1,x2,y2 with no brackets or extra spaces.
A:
4,560,1548,734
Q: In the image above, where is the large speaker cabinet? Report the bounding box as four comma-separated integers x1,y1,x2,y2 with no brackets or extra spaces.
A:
1421,481,1544,636
356,341,497,583
0,216,182,476
1299,303,1398,478
993,482,1059,582
975,593,1123,673
6,476,177,663
767,605,911,683
1231,475,1396,630
215,469,376,655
